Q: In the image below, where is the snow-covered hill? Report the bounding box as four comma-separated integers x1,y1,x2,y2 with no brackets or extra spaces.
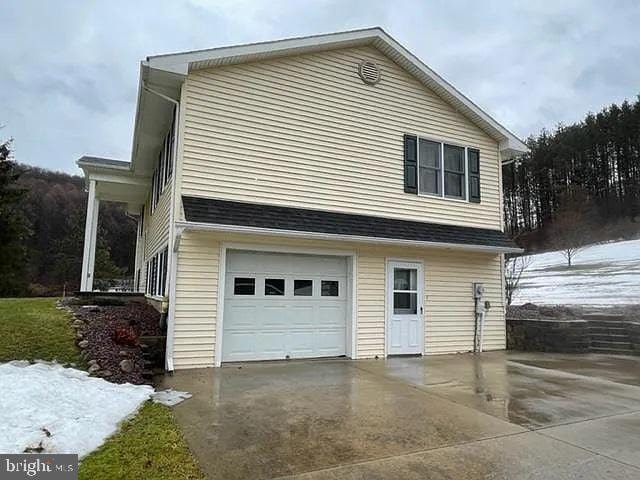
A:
513,238,640,306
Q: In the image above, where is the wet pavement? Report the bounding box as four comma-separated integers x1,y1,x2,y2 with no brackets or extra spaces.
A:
162,352,640,479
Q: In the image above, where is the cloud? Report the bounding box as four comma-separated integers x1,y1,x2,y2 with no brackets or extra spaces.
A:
2,0,639,173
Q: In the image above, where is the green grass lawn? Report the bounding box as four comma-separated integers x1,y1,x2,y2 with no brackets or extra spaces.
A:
0,297,204,480
79,402,204,480
0,297,80,363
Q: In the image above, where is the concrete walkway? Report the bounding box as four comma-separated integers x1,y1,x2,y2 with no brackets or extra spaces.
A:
162,352,640,479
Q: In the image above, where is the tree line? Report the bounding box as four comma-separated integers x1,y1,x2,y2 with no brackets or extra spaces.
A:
0,140,135,296
503,97,640,250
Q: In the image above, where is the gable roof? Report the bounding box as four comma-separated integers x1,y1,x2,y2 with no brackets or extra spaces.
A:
181,196,521,253
143,27,527,159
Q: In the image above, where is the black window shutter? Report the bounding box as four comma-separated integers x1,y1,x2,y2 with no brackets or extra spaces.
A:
403,134,418,194
468,148,481,203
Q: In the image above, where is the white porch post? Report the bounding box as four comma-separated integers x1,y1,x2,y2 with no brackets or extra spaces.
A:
80,180,100,291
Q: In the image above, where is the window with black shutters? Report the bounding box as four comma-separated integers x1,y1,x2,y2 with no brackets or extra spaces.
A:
404,134,480,203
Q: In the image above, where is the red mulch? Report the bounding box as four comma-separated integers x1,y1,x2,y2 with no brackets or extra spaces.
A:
71,301,161,385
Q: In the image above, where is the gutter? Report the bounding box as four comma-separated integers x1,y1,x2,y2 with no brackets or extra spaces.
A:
174,220,523,255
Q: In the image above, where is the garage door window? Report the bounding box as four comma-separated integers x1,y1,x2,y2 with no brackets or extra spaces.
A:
294,280,313,296
234,277,255,295
321,280,339,296
265,278,285,296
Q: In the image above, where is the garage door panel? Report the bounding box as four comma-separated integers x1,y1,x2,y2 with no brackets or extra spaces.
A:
222,251,348,362
262,305,290,328
316,330,346,355
288,332,315,356
225,305,258,330
257,331,287,357
290,305,314,328
318,305,347,327
223,331,256,360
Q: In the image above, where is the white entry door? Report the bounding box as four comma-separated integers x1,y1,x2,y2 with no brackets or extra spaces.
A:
387,261,424,355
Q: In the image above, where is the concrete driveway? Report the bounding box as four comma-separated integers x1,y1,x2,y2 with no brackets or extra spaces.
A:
162,352,640,479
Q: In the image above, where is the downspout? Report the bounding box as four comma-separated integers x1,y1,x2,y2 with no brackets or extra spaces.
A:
143,82,180,372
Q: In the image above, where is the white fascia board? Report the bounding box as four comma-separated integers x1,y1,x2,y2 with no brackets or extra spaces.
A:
174,220,523,254
146,27,380,72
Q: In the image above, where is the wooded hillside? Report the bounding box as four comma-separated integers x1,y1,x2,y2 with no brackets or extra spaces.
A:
0,151,136,296
504,97,640,250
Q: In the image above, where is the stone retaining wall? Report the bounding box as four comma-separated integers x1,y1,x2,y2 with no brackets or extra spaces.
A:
506,318,591,353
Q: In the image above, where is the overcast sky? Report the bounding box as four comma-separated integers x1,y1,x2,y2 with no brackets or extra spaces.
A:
2,0,639,174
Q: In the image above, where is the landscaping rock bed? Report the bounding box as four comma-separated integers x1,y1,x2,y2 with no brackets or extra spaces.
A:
63,299,162,385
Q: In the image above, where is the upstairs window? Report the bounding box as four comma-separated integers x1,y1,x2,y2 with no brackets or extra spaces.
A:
405,135,480,203
443,144,465,199
418,139,441,195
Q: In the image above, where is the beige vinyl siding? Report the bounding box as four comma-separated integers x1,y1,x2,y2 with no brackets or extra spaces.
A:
172,231,219,368
180,46,502,230
356,247,504,357
171,231,504,369
143,180,172,261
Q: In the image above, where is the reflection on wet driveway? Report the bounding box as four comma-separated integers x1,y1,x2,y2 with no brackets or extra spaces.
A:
162,352,640,479
356,352,640,428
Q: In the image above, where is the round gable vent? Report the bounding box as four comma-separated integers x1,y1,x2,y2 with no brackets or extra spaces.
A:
358,60,381,85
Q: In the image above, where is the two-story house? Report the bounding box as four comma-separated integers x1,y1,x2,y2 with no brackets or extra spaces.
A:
78,28,526,371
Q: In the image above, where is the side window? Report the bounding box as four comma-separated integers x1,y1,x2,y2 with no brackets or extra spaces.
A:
265,278,285,296
443,144,465,199
404,134,479,203
418,139,441,195
321,280,339,297
234,277,255,295
294,280,313,296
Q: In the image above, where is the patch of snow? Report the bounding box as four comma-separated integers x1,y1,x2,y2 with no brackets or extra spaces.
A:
0,361,153,458
514,238,640,306
152,389,192,406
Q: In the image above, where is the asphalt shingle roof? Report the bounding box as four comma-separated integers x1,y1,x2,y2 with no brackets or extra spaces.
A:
182,196,518,250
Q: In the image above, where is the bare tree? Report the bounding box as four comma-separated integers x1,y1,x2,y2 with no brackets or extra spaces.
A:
548,189,594,267
504,255,532,306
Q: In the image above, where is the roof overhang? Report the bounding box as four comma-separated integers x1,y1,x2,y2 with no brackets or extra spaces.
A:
129,63,184,176
179,196,523,254
144,27,528,160
175,220,522,255
77,156,150,209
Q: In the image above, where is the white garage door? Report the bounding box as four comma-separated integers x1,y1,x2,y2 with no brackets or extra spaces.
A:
222,250,349,362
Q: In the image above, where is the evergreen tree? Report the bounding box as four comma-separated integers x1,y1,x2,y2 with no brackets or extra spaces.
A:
504,96,640,251
0,139,30,295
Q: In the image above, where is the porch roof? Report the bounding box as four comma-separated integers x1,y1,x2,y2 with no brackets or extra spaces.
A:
77,156,150,209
